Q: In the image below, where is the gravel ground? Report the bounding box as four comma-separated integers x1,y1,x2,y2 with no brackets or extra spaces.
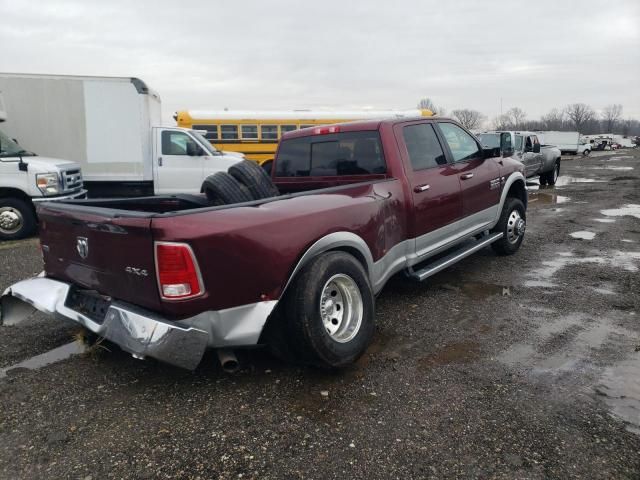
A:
1,150,639,479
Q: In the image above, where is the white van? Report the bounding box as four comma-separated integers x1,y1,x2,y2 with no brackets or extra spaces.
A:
0,74,241,197
535,131,591,156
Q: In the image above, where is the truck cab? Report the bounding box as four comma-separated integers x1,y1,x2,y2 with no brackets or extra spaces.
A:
0,94,86,240
478,131,562,185
151,127,243,195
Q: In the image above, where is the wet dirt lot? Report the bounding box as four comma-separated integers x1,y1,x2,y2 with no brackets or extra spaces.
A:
1,150,640,479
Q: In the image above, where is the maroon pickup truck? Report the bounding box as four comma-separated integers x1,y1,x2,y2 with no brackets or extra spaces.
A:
1,117,527,371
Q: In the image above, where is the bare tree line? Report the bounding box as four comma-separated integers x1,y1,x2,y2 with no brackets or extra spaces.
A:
416,98,639,136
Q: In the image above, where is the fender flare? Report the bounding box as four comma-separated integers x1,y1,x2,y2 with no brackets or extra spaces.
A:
278,231,375,300
496,172,526,222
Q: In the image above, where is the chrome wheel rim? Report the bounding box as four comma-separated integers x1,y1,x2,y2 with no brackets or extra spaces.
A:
0,207,23,235
506,210,525,244
320,274,363,343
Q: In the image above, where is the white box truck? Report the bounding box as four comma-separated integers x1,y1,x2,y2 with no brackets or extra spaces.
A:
0,74,242,197
535,131,591,156
0,91,86,240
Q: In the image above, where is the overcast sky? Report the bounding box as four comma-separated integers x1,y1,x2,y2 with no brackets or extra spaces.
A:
1,0,638,124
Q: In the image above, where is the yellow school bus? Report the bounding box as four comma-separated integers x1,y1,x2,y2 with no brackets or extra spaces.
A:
174,109,433,171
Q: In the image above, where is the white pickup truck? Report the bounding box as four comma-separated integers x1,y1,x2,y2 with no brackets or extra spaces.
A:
0,98,86,240
478,131,562,185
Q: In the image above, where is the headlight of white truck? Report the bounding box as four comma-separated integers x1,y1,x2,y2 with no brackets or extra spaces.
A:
36,173,61,195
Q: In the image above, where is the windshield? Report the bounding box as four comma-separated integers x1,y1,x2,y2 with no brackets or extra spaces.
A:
478,133,500,148
0,129,34,157
190,130,219,155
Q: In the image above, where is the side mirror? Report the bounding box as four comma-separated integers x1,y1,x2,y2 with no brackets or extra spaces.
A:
533,143,541,153
186,142,203,156
482,147,501,159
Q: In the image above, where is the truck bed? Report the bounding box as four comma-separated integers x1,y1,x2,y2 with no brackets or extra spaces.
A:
36,179,396,317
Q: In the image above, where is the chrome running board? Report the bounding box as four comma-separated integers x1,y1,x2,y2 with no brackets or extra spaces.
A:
407,232,504,282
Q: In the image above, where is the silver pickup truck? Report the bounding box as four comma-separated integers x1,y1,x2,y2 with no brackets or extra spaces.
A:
479,131,562,185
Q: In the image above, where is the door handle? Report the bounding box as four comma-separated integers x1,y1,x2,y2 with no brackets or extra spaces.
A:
413,184,430,193
460,173,474,180
158,157,163,166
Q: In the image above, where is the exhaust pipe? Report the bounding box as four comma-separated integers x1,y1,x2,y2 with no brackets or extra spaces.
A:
217,349,240,373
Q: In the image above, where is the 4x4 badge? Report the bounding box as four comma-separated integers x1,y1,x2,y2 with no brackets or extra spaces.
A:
76,237,89,259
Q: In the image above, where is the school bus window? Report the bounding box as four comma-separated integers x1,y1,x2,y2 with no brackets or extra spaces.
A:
241,125,258,140
220,125,239,140
280,125,297,136
193,124,218,140
261,125,278,140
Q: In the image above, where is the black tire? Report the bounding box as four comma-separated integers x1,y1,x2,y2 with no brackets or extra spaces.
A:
491,197,526,256
272,251,375,369
202,172,254,205
583,149,590,157
546,160,560,186
228,160,279,200
0,197,37,241
539,174,547,187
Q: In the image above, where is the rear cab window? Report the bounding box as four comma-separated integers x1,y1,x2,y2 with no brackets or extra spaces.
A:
275,131,386,178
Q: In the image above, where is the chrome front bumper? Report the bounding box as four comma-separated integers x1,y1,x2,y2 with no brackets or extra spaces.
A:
32,189,88,203
1,277,208,370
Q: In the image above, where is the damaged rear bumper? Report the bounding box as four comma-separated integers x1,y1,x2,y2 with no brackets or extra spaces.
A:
1,277,209,370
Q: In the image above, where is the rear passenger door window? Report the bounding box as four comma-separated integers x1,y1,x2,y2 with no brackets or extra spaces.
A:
438,123,482,162
402,123,447,170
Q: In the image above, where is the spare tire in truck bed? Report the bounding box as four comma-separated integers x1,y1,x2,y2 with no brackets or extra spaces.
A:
202,172,254,205
228,160,279,199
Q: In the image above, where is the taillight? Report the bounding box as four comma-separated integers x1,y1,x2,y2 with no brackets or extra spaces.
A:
155,242,204,300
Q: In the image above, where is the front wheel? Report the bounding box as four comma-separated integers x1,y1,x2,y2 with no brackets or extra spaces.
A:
272,251,375,368
491,197,526,256
0,198,37,241
583,149,591,157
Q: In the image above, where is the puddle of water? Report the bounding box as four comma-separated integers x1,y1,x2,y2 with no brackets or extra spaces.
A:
570,231,596,240
524,280,557,288
610,251,640,272
592,287,616,295
596,355,640,435
586,166,634,171
418,341,480,370
622,239,635,243
460,282,511,299
499,314,636,378
608,155,634,161
528,191,570,206
593,218,616,224
0,341,86,379
524,250,640,288
601,204,640,220
555,176,604,186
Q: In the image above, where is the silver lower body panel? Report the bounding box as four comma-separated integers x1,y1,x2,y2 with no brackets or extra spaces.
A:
0,277,276,370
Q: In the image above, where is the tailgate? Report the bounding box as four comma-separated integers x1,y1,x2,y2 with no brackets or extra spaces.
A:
38,204,161,312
